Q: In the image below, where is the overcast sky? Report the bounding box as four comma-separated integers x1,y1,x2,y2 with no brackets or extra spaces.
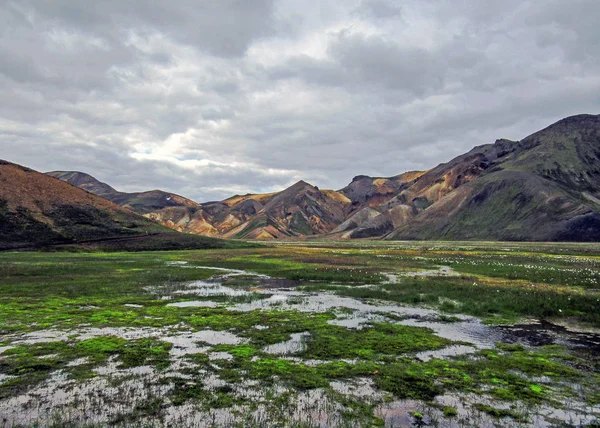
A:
1,1,599,202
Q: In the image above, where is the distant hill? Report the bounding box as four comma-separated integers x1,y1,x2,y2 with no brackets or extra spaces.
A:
46,171,199,214
147,181,351,240
0,161,241,250
340,171,425,212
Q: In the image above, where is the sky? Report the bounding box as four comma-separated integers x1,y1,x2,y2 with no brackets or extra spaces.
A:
1,0,599,202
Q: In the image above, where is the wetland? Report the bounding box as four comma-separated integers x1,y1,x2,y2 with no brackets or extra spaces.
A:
0,241,599,427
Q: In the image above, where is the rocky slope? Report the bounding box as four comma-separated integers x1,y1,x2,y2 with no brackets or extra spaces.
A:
340,171,425,212
147,181,351,240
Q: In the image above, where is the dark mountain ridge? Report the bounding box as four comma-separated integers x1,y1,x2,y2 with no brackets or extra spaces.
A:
46,171,199,214
385,114,600,241
1,161,240,250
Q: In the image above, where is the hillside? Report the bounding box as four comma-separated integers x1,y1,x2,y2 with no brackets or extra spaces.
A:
46,171,199,214
0,161,240,250
342,142,507,238
147,181,351,240
227,181,350,239
340,171,425,212
385,114,600,241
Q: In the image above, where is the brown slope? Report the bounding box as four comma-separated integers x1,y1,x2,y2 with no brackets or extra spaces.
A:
227,181,351,239
0,160,171,248
340,171,426,213
145,206,220,237
222,192,278,207
150,181,352,240
332,207,381,234
146,197,266,237
46,171,117,196
340,136,523,238
46,171,199,214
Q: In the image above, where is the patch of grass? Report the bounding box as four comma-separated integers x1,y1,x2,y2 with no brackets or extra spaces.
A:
443,405,458,417
0,336,173,399
473,403,526,421
370,344,583,405
168,378,240,409
212,344,259,359
299,322,453,360
119,338,172,370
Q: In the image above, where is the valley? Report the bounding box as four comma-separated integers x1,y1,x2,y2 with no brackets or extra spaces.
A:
3,3,598,427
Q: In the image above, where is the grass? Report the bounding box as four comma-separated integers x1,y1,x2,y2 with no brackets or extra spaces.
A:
0,241,599,425
315,277,600,326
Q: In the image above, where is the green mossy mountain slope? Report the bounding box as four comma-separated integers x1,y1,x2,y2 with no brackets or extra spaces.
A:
386,114,600,241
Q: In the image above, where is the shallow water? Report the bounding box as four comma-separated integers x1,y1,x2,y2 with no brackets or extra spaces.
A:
166,300,219,308
2,266,599,427
263,332,310,355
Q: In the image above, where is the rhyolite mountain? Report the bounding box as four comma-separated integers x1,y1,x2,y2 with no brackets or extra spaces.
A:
46,171,199,214
45,114,600,241
146,181,351,239
0,161,237,250
48,171,352,239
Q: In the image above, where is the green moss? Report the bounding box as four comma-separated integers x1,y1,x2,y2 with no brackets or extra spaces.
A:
75,336,127,358
443,405,458,417
300,322,452,360
212,344,258,359
376,364,442,400
119,338,172,370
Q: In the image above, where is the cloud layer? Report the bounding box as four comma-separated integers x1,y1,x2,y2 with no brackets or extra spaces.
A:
1,0,599,201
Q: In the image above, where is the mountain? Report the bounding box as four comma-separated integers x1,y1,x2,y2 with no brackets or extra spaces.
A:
340,171,425,212
341,142,502,238
42,114,600,241
385,114,600,241
0,160,237,250
226,181,350,239
147,181,351,240
46,171,199,214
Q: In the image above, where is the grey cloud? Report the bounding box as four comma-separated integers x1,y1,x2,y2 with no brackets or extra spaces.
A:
28,0,277,57
1,0,599,201
354,0,402,20
329,31,444,95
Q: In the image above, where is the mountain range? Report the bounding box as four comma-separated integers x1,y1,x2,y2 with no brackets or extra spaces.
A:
0,161,247,250
4,114,600,244
46,171,199,214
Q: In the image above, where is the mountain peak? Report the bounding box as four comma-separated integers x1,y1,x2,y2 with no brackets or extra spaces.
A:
46,170,118,195
289,180,313,189
351,175,371,182
46,171,199,214
538,114,600,134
